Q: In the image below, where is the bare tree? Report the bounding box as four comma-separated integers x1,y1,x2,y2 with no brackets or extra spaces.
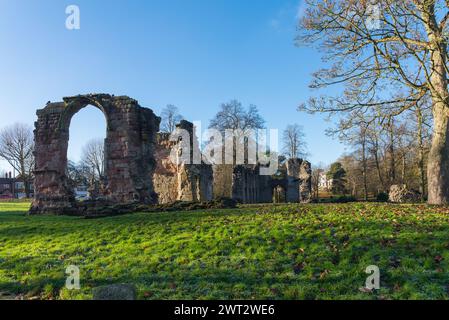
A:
282,124,308,159
81,139,104,180
328,111,370,200
311,163,326,199
298,0,449,204
160,105,183,133
209,100,266,165
339,154,363,198
0,123,34,197
209,100,265,134
367,119,387,192
67,160,90,188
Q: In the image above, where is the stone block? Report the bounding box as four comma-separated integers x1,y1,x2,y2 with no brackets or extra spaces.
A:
92,284,137,300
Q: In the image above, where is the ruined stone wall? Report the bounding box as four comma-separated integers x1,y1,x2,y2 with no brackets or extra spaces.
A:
232,165,277,204
212,164,234,198
104,96,160,203
152,121,214,204
175,120,214,202
299,160,312,203
229,158,312,204
31,94,160,215
154,126,311,205
284,158,313,203
286,159,301,202
31,94,312,215
258,174,273,203
177,164,213,202
32,102,76,213
232,165,258,203
199,166,214,201
153,133,178,204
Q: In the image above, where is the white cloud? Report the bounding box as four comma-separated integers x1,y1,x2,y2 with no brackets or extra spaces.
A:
269,1,306,31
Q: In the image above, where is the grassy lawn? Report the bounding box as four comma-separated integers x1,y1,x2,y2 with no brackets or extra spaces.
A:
0,202,449,300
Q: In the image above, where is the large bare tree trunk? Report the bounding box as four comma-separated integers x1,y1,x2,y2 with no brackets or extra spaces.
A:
427,104,449,204
423,4,449,205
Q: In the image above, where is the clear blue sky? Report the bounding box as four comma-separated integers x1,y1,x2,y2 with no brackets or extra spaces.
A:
0,0,347,172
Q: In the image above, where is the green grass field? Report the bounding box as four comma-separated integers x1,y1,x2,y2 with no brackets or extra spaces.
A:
0,202,449,300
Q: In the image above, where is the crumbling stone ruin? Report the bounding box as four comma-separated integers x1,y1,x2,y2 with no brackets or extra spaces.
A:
213,158,312,204
299,161,312,203
30,93,312,215
286,159,312,203
31,94,160,215
231,165,272,203
153,120,213,204
389,184,422,203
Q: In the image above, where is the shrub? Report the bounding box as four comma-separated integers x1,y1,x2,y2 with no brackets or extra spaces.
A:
316,195,356,203
334,195,357,203
376,192,389,202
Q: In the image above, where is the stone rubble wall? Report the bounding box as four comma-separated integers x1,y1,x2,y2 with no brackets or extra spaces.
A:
212,164,234,199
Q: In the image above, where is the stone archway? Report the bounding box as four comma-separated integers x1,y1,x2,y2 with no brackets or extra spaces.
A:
30,94,161,215
271,179,287,203
272,185,286,203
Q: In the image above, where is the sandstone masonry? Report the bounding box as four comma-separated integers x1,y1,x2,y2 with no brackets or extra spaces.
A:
30,94,312,215
30,94,160,214
153,120,213,203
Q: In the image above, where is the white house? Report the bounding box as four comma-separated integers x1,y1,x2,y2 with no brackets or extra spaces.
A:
318,172,333,191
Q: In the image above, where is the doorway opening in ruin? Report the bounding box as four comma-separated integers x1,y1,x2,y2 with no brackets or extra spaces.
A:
67,105,107,200
273,185,286,203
